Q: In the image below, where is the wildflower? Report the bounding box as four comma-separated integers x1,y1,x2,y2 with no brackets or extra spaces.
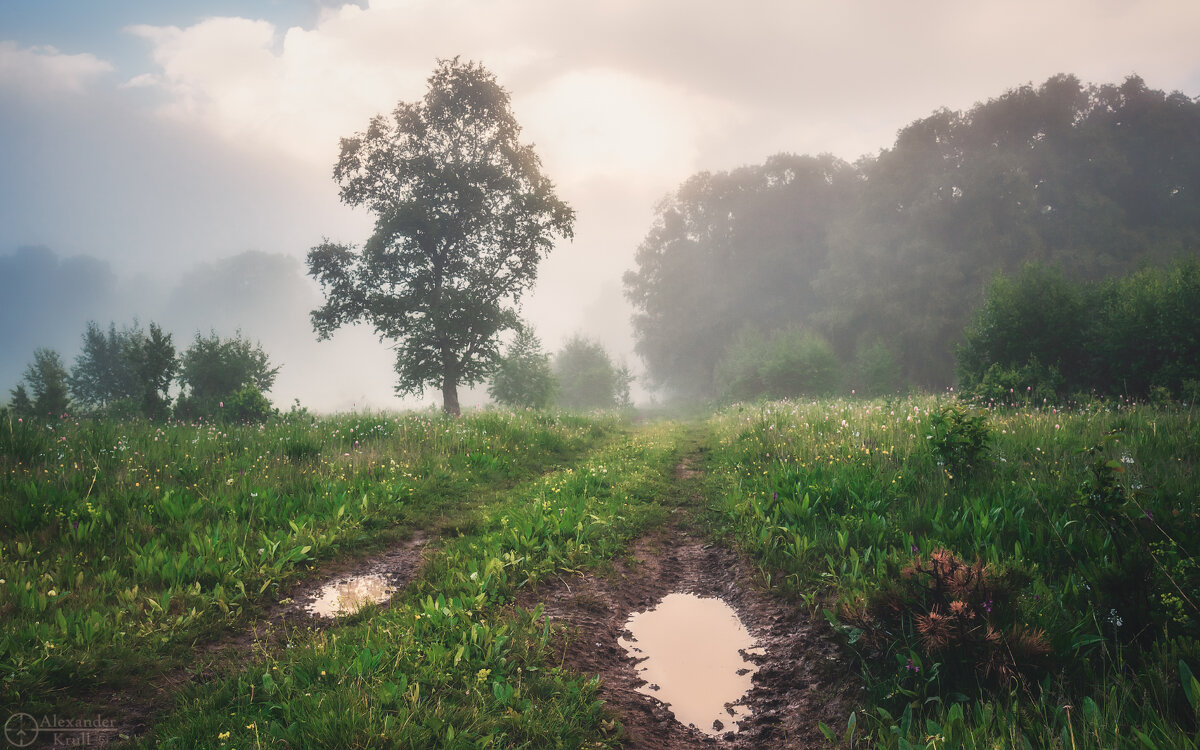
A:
48,589,57,597
218,731,230,740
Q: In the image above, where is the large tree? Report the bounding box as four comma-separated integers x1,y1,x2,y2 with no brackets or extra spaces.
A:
308,58,574,414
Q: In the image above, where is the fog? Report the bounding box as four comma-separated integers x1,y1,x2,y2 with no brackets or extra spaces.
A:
2,1,1198,411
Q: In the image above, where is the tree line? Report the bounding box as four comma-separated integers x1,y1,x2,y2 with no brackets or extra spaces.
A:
624,74,1200,400
958,259,1200,402
7,322,279,422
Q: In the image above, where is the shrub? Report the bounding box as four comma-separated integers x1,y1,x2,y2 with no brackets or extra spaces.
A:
715,326,841,401
926,405,992,470
958,259,1200,401
852,339,903,397
838,549,1046,696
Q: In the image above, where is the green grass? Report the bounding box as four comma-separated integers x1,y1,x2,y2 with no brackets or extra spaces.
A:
138,421,688,748
704,395,1200,747
0,409,620,716
7,398,1199,748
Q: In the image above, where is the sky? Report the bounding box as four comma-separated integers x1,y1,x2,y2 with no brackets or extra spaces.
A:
2,0,1199,411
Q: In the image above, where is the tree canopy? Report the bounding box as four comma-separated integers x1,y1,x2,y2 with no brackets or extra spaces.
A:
308,58,574,414
624,74,1200,397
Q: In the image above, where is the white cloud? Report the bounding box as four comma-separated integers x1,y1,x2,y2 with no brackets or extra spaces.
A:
0,41,113,93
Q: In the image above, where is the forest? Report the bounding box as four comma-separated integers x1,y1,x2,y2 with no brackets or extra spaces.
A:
625,74,1200,399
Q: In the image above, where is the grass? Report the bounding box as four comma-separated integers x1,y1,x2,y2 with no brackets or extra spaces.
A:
137,421,688,748
5,397,1199,747
704,394,1200,747
0,409,621,717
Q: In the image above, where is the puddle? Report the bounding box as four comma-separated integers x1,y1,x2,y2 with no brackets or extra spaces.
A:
618,592,760,737
305,573,396,617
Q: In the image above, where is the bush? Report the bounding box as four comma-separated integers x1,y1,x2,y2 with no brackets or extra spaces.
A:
838,549,1046,698
715,326,841,401
958,259,1200,401
926,405,992,470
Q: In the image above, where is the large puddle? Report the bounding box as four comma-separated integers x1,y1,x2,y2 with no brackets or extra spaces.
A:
305,573,396,618
618,592,761,736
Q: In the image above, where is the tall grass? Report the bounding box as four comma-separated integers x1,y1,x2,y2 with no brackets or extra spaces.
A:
706,395,1200,747
0,409,619,714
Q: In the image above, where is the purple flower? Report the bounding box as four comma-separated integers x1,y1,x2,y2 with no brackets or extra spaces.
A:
911,544,919,555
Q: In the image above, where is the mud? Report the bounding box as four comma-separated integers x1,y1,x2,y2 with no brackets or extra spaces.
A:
520,479,858,748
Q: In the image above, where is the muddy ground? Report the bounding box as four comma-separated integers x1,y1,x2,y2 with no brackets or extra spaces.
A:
518,468,859,749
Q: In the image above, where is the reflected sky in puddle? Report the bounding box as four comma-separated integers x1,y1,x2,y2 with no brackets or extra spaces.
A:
618,592,760,736
306,573,395,617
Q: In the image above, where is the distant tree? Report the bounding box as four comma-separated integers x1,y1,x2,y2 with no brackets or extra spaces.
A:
488,328,555,409
852,339,903,397
8,385,33,416
715,327,841,402
69,322,128,409
70,321,177,419
176,331,279,420
626,74,1200,393
10,349,70,418
308,58,575,415
129,323,178,420
624,154,853,397
553,337,628,410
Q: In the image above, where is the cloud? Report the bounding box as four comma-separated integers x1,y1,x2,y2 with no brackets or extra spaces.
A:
0,41,113,94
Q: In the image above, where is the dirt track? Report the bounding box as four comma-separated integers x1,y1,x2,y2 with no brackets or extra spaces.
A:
519,461,858,749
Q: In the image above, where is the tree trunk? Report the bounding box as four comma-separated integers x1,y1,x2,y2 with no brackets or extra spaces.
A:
441,355,461,416
442,377,460,416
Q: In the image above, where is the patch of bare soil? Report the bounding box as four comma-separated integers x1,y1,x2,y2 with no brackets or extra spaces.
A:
520,464,858,749
71,532,435,747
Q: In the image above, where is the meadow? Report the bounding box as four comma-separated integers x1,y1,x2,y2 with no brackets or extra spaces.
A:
1,397,1198,748
706,395,1200,747
0,410,623,720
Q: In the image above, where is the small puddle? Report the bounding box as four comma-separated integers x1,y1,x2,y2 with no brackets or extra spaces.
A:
618,592,761,737
305,573,395,618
